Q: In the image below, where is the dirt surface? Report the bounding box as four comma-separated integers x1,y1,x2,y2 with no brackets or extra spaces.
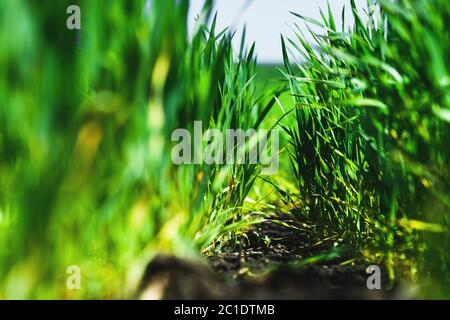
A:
207,217,309,277
138,215,414,299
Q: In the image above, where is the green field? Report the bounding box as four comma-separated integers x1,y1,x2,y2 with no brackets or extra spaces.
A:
0,0,449,299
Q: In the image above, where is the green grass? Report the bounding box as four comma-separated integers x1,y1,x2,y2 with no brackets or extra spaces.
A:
0,0,275,298
0,0,449,299
278,0,450,296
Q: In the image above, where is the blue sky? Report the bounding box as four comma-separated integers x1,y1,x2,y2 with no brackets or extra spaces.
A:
188,0,368,63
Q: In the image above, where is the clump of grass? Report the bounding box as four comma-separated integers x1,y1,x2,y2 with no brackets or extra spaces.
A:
280,0,449,294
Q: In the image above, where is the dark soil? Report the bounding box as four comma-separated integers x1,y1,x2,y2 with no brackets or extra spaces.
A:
208,219,305,277
138,215,414,299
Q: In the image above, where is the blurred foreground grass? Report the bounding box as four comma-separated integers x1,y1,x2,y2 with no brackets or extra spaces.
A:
0,0,277,298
